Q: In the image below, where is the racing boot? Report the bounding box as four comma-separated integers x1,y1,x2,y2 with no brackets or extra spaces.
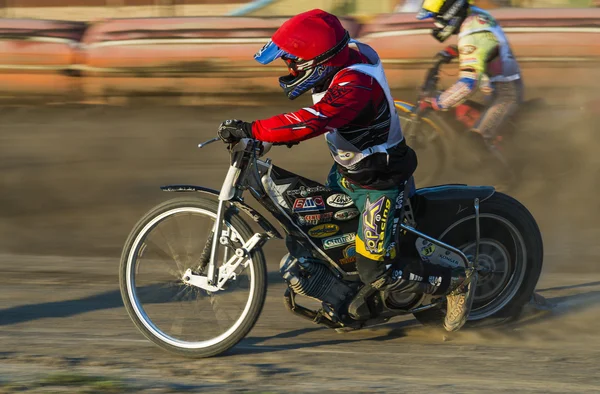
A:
347,261,445,321
444,267,478,332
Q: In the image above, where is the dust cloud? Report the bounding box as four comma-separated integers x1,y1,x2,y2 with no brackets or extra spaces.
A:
0,92,598,271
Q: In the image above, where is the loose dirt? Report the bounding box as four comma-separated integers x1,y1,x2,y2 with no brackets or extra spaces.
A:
0,99,599,392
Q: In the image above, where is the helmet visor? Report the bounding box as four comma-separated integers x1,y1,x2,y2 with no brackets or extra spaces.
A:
254,40,287,65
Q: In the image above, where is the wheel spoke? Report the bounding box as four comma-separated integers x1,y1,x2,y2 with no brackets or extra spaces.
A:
154,227,186,274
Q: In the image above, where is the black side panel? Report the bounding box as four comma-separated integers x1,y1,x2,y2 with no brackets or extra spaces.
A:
270,165,360,273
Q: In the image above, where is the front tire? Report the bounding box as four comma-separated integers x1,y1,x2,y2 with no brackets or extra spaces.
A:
119,197,267,357
413,192,543,327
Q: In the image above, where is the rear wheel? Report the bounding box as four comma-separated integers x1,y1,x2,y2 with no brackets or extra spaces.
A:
413,192,543,327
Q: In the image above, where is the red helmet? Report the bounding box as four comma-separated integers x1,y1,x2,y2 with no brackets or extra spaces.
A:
255,9,350,100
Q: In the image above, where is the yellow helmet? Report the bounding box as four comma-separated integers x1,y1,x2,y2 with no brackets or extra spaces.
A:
417,0,473,42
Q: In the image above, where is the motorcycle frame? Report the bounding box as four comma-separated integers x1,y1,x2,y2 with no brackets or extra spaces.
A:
163,138,479,286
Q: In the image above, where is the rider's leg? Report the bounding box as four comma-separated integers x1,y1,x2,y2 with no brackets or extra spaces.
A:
471,80,523,153
337,175,473,327
466,80,523,189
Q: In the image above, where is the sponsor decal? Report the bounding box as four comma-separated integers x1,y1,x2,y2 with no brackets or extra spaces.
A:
340,176,354,192
321,84,351,105
327,193,354,208
394,190,405,210
420,240,436,257
460,45,477,55
322,233,356,250
443,0,463,20
416,238,463,267
333,208,360,221
298,212,333,226
438,251,461,266
339,244,357,265
362,196,391,254
337,149,355,161
392,269,403,280
429,276,443,287
392,191,405,238
286,185,329,197
308,223,340,238
293,196,325,213
386,242,397,259
409,273,423,282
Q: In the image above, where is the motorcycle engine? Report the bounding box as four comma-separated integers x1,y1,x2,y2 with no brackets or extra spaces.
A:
279,254,354,309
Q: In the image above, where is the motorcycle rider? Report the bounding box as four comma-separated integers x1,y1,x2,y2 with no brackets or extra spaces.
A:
418,0,523,174
217,9,477,332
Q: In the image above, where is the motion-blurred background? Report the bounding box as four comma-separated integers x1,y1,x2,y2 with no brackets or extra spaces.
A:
0,0,598,19
1,0,598,261
0,1,599,390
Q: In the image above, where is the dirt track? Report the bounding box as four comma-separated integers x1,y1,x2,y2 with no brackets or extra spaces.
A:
1,101,600,392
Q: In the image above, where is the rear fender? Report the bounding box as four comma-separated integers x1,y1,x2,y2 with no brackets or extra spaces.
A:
161,185,282,239
411,184,495,235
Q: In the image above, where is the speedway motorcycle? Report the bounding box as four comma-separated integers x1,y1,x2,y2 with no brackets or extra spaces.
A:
119,127,543,358
394,56,546,188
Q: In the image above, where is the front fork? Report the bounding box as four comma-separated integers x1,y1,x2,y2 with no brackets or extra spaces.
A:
204,164,240,284
207,199,226,285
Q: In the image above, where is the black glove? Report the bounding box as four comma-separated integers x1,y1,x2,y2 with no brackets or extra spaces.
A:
435,44,459,64
218,119,253,143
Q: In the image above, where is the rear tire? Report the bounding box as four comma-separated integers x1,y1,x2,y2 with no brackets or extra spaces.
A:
413,192,543,328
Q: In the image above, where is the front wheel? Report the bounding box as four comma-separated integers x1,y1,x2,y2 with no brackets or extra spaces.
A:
119,197,267,357
413,192,543,327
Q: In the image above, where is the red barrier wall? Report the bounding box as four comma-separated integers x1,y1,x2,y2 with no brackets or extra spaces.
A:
78,16,361,98
0,9,598,102
0,19,86,97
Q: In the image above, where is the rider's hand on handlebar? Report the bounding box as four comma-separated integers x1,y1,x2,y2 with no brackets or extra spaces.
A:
434,44,459,64
217,119,253,143
418,97,438,113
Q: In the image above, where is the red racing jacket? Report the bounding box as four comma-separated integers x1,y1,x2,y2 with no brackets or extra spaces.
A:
252,50,387,145
251,49,416,189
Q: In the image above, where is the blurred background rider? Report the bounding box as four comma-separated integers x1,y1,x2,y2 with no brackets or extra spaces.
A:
417,0,523,184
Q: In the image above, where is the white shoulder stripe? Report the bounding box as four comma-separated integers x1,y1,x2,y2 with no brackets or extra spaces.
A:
302,107,327,118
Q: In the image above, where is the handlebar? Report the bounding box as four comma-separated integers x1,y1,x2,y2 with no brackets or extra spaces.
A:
199,135,298,150
198,137,220,148
411,58,445,120
420,58,445,100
